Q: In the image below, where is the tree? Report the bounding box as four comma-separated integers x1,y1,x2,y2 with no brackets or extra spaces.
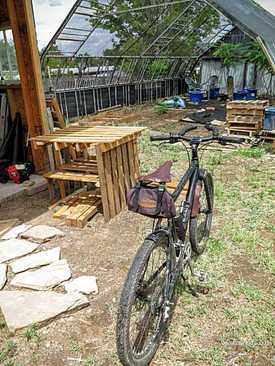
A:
89,1,219,57
213,41,272,72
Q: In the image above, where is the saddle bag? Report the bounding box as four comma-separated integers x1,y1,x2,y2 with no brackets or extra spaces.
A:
127,182,176,219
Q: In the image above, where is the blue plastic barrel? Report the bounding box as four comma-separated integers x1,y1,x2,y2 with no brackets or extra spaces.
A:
209,87,220,100
264,107,275,130
245,88,257,100
189,90,204,104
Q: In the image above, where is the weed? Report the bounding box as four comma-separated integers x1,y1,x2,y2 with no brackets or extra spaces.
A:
223,308,239,320
231,280,263,301
192,346,225,366
207,237,226,256
155,104,169,115
24,325,40,343
0,340,17,363
264,223,275,232
84,356,96,366
69,337,82,354
233,147,265,159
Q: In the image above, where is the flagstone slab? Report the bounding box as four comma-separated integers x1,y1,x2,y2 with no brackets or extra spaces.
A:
21,225,64,243
10,259,71,290
10,247,61,274
0,291,89,332
1,224,31,240
0,264,7,290
0,239,39,264
64,276,98,295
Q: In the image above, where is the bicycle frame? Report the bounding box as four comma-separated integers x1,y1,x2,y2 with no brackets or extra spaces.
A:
151,144,204,304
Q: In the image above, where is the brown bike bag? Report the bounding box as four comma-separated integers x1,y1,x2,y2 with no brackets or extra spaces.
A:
127,182,176,219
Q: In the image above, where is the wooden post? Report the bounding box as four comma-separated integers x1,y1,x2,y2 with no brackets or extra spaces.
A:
7,0,49,171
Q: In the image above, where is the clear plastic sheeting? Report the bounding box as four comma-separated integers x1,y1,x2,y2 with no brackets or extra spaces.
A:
42,0,224,60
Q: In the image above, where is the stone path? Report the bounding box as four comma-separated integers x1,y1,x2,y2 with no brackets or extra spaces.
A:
21,225,64,243
64,276,98,295
11,259,72,291
10,247,61,273
0,239,39,263
0,291,89,332
0,224,98,332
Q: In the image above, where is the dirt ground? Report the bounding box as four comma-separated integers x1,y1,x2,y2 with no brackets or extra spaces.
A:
0,104,274,366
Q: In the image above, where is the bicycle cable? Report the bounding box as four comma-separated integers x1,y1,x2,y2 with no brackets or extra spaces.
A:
181,141,191,167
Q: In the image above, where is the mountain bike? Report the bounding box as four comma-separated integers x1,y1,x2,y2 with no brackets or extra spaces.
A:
116,124,243,366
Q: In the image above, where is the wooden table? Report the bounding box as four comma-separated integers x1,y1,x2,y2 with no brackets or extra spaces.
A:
32,126,146,222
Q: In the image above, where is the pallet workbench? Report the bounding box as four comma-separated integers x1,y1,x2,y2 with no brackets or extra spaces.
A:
32,126,146,222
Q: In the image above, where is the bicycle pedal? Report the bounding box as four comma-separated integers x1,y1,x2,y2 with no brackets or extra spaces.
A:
193,271,208,283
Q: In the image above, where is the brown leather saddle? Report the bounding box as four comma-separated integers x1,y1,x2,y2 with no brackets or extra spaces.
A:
139,161,172,183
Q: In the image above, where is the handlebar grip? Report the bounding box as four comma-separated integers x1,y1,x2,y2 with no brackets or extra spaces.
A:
219,135,244,144
150,133,170,142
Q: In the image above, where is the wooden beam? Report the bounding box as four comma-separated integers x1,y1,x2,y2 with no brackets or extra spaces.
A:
7,0,49,171
0,0,11,30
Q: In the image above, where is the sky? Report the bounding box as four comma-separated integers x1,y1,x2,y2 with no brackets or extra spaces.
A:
32,0,275,51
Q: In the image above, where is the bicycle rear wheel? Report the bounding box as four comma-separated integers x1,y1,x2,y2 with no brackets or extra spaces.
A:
189,171,214,255
116,234,172,366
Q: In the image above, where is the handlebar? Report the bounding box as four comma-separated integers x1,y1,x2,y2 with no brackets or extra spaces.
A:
150,130,244,145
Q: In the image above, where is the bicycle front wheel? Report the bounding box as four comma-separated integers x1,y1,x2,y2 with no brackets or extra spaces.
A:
116,234,171,366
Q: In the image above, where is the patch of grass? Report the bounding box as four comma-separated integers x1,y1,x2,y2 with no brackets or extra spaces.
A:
264,223,275,232
233,147,265,159
223,308,239,321
24,325,40,343
192,346,225,366
68,337,82,354
207,237,226,256
231,280,263,301
84,355,96,366
155,104,169,115
0,340,17,363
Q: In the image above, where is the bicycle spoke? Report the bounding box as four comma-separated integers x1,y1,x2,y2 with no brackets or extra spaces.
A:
133,307,153,353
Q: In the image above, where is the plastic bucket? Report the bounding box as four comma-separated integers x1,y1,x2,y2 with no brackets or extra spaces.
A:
189,90,203,104
209,87,220,100
264,107,275,130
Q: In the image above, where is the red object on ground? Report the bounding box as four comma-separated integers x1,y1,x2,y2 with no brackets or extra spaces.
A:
6,165,21,184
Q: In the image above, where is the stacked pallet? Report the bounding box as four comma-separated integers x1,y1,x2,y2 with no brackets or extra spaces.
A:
259,130,275,143
227,100,268,137
79,111,140,127
53,191,102,228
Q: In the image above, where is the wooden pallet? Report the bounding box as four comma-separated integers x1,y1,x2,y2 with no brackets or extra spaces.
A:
259,130,275,142
44,171,99,183
226,128,255,138
227,109,264,117
226,100,267,133
32,126,145,153
227,100,269,109
79,111,140,126
227,122,260,130
53,192,102,227
60,160,98,174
